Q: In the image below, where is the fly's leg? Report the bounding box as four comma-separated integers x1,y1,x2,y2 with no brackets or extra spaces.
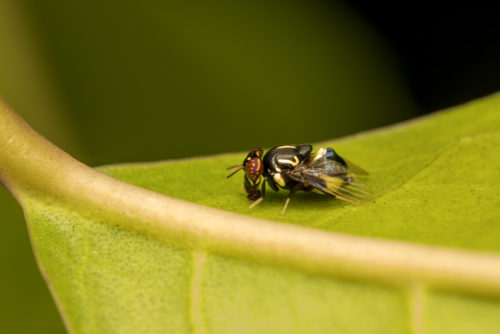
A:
279,198,290,218
280,183,301,218
248,180,266,209
248,197,263,209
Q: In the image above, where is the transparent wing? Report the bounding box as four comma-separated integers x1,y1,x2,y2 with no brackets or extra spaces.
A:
344,159,370,175
286,152,371,203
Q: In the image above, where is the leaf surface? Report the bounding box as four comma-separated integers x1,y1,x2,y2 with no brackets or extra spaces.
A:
103,94,500,252
1,95,500,333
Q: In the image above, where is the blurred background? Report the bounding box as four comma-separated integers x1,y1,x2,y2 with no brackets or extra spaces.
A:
0,0,498,332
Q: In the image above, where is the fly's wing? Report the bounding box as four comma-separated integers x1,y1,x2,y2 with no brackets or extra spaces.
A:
286,153,371,203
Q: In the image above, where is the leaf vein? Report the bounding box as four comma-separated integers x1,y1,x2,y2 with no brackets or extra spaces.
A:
189,251,207,334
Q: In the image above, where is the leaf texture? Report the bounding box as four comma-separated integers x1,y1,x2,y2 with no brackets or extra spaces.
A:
1,95,500,333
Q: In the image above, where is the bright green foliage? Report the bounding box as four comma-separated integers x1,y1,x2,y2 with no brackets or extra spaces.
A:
102,94,500,252
27,197,414,333
25,200,192,333
201,255,411,334
426,293,500,333
20,94,500,333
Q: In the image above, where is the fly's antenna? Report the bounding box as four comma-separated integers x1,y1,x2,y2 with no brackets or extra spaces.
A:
226,164,243,178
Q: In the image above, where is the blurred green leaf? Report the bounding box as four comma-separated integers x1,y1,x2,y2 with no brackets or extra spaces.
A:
22,0,416,164
1,95,499,333
0,1,79,332
0,187,66,334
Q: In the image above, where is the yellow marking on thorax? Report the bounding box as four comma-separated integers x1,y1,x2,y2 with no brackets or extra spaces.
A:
311,147,326,163
277,156,300,166
273,173,286,187
276,145,297,149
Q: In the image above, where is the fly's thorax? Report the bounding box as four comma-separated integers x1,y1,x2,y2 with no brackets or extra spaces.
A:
262,145,312,190
263,144,312,175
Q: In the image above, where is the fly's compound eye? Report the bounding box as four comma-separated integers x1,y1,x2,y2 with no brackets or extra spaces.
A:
242,147,263,165
245,156,263,184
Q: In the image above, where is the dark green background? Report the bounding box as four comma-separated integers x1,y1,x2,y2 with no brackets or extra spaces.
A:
0,0,416,332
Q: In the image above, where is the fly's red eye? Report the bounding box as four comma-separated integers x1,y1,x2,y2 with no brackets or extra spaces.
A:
245,157,263,183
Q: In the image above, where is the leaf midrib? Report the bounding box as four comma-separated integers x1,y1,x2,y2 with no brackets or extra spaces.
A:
1,97,500,299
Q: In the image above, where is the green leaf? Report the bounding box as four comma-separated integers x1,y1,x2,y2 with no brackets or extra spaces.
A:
1,94,500,333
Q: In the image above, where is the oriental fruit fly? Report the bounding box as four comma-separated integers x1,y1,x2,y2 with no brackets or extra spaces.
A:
226,144,370,217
